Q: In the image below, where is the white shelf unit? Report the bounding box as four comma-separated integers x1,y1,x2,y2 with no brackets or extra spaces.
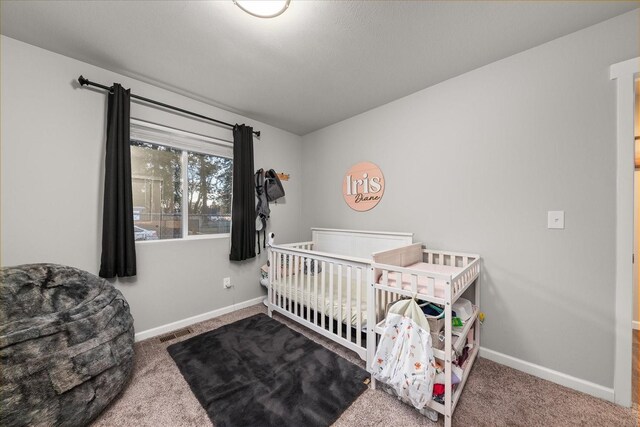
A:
369,246,481,427
374,305,479,360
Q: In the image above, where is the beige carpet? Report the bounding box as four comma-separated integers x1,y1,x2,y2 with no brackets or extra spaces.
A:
92,304,638,426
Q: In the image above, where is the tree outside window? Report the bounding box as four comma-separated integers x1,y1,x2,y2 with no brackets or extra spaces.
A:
130,139,232,240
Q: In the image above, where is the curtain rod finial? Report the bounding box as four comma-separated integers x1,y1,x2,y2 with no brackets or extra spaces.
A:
255,131,261,138
78,75,89,86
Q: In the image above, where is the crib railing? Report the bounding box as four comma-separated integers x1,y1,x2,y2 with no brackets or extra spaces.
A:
277,241,314,250
267,243,372,361
423,249,480,297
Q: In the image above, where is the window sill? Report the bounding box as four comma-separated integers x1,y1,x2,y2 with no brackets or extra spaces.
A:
135,233,230,244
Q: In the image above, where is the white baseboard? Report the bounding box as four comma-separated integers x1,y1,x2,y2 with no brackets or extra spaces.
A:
633,321,639,330
479,347,614,403
134,296,264,342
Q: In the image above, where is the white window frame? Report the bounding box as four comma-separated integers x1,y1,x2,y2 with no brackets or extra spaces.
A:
130,118,234,242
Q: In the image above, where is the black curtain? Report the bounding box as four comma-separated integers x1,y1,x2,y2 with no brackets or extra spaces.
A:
99,84,137,278
229,124,256,261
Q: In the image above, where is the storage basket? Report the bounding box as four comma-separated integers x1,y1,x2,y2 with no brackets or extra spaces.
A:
425,315,444,333
386,298,445,333
420,302,445,333
431,330,445,350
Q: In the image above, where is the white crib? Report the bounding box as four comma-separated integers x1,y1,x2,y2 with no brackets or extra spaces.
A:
266,228,481,427
266,228,413,361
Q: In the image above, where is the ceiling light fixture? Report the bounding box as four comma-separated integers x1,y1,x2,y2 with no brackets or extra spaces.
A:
233,0,290,18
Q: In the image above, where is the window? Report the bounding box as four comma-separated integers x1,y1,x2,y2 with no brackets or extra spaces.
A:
130,121,233,241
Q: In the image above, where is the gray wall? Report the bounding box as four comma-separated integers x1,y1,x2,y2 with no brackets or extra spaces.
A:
1,36,303,333
300,11,638,388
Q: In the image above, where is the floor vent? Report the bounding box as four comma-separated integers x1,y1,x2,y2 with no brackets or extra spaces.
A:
173,328,193,339
157,327,193,343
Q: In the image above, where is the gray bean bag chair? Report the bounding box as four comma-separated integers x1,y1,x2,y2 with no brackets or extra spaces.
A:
0,264,134,426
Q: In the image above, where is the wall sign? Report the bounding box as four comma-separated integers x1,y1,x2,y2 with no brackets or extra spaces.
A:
342,161,385,211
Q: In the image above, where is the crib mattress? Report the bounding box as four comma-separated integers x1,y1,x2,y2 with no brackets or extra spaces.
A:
271,271,368,328
379,262,462,298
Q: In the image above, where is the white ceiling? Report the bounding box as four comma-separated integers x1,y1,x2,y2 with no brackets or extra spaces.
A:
1,1,637,135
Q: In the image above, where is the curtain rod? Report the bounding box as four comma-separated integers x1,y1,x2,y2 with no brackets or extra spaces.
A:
77,75,260,138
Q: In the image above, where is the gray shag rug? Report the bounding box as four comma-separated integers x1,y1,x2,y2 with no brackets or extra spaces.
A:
168,314,368,427
92,304,638,426
0,264,135,427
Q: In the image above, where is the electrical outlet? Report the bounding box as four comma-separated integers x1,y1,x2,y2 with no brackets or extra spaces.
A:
223,277,232,289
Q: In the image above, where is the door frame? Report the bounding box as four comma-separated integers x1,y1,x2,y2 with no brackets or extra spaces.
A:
610,56,638,407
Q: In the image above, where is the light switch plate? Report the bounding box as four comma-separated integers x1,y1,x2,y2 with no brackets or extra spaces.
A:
547,211,565,229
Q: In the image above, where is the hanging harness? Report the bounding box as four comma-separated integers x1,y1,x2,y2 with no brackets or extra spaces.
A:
255,169,270,254
255,168,285,254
